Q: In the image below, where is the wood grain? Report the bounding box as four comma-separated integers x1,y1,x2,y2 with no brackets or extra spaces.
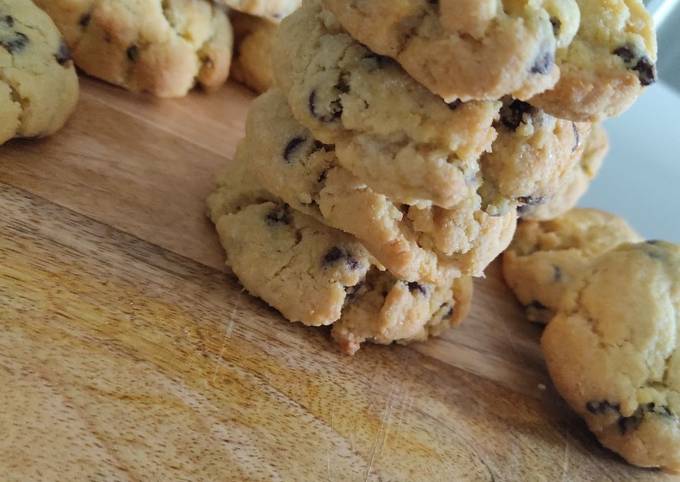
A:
0,78,674,481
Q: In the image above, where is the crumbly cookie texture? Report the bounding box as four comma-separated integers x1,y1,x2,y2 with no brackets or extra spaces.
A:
208,159,371,327
273,0,501,209
207,152,474,351
480,98,591,216
230,11,275,93
0,0,79,145
321,0,580,102
542,241,680,471
216,201,371,326
332,271,473,355
522,124,608,221
242,89,516,282
35,0,233,97
503,208,642,324
531,0,657,121
220,0,300,22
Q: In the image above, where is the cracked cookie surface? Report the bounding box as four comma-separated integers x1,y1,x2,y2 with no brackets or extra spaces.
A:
207,154,474,351
321,0,580,102
273,0,501,209
531,0,657,121
503,208,642,324
207,158,371,327
521,124,608,221
230,11,275,93
35,0,233,97
332,271,473,355
542,241,680,471
242,89,516,282
0,0,79,145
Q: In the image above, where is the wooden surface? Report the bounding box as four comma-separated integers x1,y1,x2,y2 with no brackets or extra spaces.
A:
0,77,675,481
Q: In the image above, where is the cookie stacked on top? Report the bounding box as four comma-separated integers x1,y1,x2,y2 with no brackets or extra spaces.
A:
208,0,657,354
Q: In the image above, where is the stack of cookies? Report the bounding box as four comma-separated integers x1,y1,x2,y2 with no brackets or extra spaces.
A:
208,0,657,354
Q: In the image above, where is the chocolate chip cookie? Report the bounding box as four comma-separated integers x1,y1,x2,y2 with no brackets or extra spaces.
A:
0,0,79,145
207,158,371,327
242,89,516,282
321,0,580,102
221,0,300,22
543,241,680,471
207,154,474,350
35,0,233,97
480,98,591,216
531,0,657,121
230,11,275,93
522,124,608,221
332,271,473,355
272,0,501,209
503,208,642,323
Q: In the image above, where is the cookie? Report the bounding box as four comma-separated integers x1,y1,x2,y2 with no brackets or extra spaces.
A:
272,0,501,209
230,11,275,93
207,155,474,350
531,0,657,121
35,0,233,98
208,159,371,327
503,208,642,323
480,98,591,216
321,0,580,102
542,241,680,471
220,0,300,22
332,271,473,355
0,0,79,145
522,124,608,221
242,89,516,282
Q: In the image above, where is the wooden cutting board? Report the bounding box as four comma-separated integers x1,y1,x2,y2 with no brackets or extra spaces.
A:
0,77,674,481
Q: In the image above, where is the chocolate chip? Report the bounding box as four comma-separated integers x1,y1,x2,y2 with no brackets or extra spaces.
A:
283,136,306,162
634,57,656,86
336,73,350,94
265,205,291,225
308,90,343,123
126,45,139,62
500,100,535,131
0,31,29,54
530,51,554,75
550,17,561,37
572,123,580,152
447,99,463,110
54,41,72,66
614,45,657,86
517,195,545,206
323,247,360,270
647,240,662,245
517,204,533,216
614,45,636,64
552,265,563,282
1,15,14,27
79,13,91,28
317,168,330,184
528,300,548,311
586,400,621,414
407,282,428,296
441,303,455,319
312,140,333,152
618,413,643,434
